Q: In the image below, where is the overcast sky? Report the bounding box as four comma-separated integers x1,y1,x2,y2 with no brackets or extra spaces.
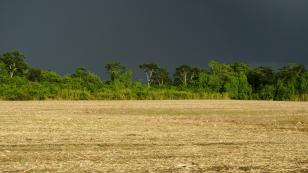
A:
0,0,307,79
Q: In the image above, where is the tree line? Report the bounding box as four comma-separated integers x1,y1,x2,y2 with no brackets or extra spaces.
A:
0,51,307,100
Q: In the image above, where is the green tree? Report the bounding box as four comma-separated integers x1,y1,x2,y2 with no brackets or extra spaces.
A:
27,68,42,82
208,60,233,76
236,74,252,99
0,51,29,78
275,64,306,100
207,61,252,99
105,62,132,88
139,63,159,87
208,60,233,93
248,66,275,92
0,61,8,76
231,62,252,99
259,85,275,100
298,72,308,95
189,67,202,86
174,65,192,86
232,62,250,76
40,70,62,83
0,61,10,83
105,62,126,81
152,67,170,86
71,67,90,79
70,67,104,92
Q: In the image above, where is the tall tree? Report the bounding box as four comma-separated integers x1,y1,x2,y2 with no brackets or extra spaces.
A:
152,67,170,86
275,64,306,99
139,63,159,87
105,62,126,81
189,67,202,85
70,67,104,92
276,64,306,82
248,66,275,92
208,60,233,93
174,65,191,86
208,60,233,76
0,51,29,78
105,62,132,87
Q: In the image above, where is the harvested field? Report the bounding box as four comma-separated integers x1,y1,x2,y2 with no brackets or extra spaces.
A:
0,100,308,172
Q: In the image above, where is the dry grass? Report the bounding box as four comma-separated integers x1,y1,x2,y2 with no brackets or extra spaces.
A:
0,100,308,172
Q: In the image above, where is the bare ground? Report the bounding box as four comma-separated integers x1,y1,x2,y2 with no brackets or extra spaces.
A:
0,100,308,172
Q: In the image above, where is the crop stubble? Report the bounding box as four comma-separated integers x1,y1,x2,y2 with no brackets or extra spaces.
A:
0,100,308,172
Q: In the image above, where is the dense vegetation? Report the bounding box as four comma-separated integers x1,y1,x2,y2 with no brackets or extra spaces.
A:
0,51,307,101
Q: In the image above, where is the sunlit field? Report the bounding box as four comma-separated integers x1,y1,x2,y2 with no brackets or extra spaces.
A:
1,100,308,172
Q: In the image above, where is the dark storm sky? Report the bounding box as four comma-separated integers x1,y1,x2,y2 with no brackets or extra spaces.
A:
1,0,308,79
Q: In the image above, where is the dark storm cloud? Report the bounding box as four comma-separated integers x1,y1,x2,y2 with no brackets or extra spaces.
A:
0,0,307,79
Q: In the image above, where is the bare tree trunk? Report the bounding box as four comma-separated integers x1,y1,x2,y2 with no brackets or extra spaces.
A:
10,71,14,78
146,73,150,87
146,70,153,87
9,64,17,78
157,79,164,87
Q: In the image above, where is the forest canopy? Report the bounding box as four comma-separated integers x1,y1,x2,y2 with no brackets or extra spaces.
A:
0,51,307,101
